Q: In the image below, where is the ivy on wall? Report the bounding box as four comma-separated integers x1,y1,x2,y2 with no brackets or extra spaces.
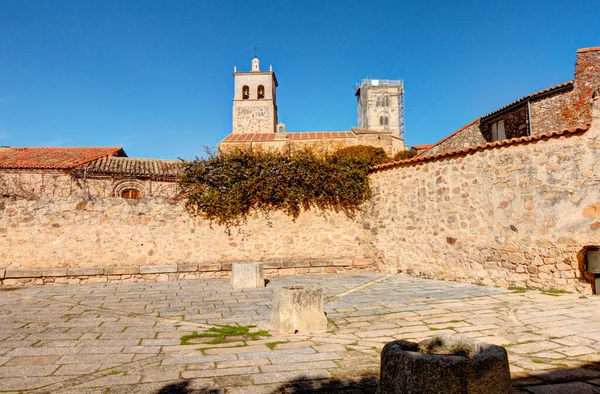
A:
178,146,391,227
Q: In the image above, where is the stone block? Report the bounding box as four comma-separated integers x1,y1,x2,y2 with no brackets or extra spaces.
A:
270,285,328,334
333,260,351,266
231,263,265,290
353,258,374,266
177,263,199,272
5,269,42,278
68,267,104,276
379,334,512,394
105,267,139,275
42,268,68,277
281,261,310,268
198,264,221,272
311,261,333,267
139,265,177,274
263,262,281,269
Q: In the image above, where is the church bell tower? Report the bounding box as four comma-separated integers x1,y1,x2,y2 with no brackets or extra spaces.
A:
232,54,278,134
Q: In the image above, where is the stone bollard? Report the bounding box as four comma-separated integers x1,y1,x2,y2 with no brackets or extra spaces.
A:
231,262,265,290
379,334,512,394
270,285,328,333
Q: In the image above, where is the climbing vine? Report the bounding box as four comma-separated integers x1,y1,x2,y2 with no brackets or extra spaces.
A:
178,147,380,227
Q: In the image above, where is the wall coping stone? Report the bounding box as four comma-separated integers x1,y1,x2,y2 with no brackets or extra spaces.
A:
177,263,199,272
140,265,177,274
68,267,104,276
5,269,42,278
105,267,140,275
41,268,68,277
198,264,221,272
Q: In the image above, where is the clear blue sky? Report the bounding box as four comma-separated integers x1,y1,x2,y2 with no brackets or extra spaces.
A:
0,1,598,159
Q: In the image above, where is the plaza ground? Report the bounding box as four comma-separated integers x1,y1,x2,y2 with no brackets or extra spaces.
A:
0,274,599,393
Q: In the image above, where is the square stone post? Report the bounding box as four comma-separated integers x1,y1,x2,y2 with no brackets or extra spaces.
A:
270,285,328,333
231,262,265,290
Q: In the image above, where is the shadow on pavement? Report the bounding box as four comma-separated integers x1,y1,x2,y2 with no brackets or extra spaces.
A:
152,362,600,393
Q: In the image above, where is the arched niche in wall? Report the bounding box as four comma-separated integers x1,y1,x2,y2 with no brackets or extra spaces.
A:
113,179,146,199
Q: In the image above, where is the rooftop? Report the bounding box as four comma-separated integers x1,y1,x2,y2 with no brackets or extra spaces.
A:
81,156,181,179
0,147,125,170
371,124,590,172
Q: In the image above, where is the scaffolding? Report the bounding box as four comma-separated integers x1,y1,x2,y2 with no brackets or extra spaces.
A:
356,79,405,140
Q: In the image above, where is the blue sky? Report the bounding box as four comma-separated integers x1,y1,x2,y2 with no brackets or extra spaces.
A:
0,1,598,159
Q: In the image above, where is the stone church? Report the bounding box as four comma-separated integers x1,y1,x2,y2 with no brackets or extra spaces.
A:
218,56,407,156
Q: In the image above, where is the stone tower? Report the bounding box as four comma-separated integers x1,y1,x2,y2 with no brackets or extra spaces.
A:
232,56,279,134
355,79,405,140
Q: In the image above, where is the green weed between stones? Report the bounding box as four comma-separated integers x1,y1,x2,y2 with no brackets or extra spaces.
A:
541,289,572,296
265,341,288,350
508,286,528,293
180,324,270,345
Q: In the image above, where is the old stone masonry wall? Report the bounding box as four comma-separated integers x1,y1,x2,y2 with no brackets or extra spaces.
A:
0,197,376,285
368,102,600,293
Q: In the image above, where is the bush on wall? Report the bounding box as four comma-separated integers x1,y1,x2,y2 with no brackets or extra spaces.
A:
329,145,391,170
178,148,373,227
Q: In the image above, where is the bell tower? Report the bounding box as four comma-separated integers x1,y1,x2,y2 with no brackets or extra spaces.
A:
232,54,278,134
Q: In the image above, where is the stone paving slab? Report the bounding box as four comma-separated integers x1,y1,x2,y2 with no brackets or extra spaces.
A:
0,274,599,393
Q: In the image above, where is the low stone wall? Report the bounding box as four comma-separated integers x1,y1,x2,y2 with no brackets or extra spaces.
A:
0,260,369,286
0,196,376,285
369,108,600,293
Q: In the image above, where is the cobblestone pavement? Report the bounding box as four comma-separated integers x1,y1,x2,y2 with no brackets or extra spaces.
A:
0,274,599,393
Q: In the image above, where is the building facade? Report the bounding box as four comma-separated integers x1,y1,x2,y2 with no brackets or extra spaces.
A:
219,57,406,156
420,47,600,157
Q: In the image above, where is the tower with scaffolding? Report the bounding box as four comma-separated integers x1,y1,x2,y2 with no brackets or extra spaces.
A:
355,79,405,141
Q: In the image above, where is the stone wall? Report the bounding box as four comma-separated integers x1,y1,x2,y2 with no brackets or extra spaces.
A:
0,170,176,200
0,196,376,285
423,120,486,156
368,98,600,293
529,89,576,134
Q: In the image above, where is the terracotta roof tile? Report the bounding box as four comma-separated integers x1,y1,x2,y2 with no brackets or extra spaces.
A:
0,147,125,169
370,124,590,173
412,144,433,150
81,157,180,179
577,46,600,53
221,131,355,142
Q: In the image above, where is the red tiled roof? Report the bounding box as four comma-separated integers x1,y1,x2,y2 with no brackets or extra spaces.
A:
222,132,355,143
370,124,590,173
0,147,125,169
577,46,600,53
412,144,433,150
80,157,180,179
222,134,276,142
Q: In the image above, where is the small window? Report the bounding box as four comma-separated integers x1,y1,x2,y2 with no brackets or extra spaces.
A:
121,189,140,199
384,116,389,126
242,85,250,100
257,85,265,100
376,96,383,107
379,116,384,125
490,119,506,141
385,97,389,107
